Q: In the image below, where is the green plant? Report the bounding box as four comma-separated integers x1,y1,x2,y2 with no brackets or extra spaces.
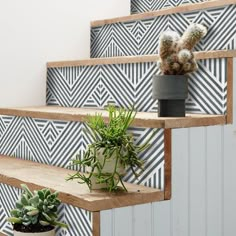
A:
67,105,153,192
158,23,207,75
7,184,67,229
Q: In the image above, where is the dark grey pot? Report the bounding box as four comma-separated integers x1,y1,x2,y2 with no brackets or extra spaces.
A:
152,75,188,117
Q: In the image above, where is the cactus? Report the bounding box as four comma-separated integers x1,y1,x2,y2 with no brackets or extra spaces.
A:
7,184,67,229
158,24,207,75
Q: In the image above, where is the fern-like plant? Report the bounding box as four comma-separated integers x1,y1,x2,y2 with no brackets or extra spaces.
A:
67,105,154,192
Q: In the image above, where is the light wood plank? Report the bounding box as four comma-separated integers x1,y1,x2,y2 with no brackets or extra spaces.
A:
226,58,233,123
0,156,164,212
91,0,236,27
93,212,100,236
0,106,226,129
223,58,236,236
0,233,6,236
164,129,172,200
47,50,236,68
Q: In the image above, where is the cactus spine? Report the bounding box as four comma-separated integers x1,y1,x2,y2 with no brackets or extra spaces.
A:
158,24,207,75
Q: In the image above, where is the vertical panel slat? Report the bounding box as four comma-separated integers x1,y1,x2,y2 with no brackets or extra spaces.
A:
172,128,189,236
189,127,206,236
206,126,222,236
133,203,152,236
100,210,113,236
153,201,171,236
113,207,133,236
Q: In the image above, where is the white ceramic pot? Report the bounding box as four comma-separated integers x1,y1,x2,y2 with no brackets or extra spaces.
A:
88,148,126,190
14,229,55,236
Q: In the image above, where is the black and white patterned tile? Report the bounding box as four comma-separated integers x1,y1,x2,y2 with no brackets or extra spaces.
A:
91,5,236,57
47,58,227,115
0,116,164,190
131,0,208,14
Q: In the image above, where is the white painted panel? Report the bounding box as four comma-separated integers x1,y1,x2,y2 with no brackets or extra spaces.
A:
113,207,133,236
206,126,222,236
189,127,206,236
223,123,236,236
133,203,152,236
153,201,171,236
100,210,113,236
172,128,189,236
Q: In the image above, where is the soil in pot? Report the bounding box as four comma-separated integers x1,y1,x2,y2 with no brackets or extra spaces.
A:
14,224,54,233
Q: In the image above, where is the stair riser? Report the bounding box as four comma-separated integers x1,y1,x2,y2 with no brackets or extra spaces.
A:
47,58,228,115
0,116,164,189
131,0,209,14
0,184,92,236
91,5,236,57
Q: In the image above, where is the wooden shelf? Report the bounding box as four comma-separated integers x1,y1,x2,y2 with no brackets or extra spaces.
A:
47,50,236,68
91,0,236,27
0,106,226,129
0,232,6,236
0,156,164,212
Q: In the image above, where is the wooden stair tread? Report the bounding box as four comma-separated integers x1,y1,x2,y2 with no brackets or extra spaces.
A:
91,0,236,27
47,50,236,68
0,156,164,212
0,106,226,129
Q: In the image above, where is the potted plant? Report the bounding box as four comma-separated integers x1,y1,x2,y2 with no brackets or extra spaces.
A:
152,23,207,117
67,105,153,192
7,184,67,236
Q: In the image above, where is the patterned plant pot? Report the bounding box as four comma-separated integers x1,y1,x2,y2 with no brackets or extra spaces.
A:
14,229,55,236
87,148,126,190
152,75,188,117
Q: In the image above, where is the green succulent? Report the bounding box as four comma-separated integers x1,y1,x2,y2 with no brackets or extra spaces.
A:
7,184,67,229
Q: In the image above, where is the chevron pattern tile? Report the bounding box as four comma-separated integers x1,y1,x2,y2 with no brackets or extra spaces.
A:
131,0,207,14
0,115,164,190
91,5,236,57
47,58,227,115
0,184,92,236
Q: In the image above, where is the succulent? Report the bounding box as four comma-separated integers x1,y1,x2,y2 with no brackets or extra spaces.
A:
158,24,207,75
7,184,67,229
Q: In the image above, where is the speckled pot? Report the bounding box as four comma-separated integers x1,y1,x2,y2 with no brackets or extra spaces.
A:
87,148,126,190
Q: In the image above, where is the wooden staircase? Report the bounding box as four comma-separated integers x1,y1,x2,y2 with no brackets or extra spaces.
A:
0,0,235,235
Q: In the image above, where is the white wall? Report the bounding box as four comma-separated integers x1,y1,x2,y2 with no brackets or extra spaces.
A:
0,0,129,107
100,59,236,236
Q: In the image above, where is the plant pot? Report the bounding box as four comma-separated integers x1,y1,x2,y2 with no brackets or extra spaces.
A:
87,148,126,190
152,75,188,117
14,229,55,236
